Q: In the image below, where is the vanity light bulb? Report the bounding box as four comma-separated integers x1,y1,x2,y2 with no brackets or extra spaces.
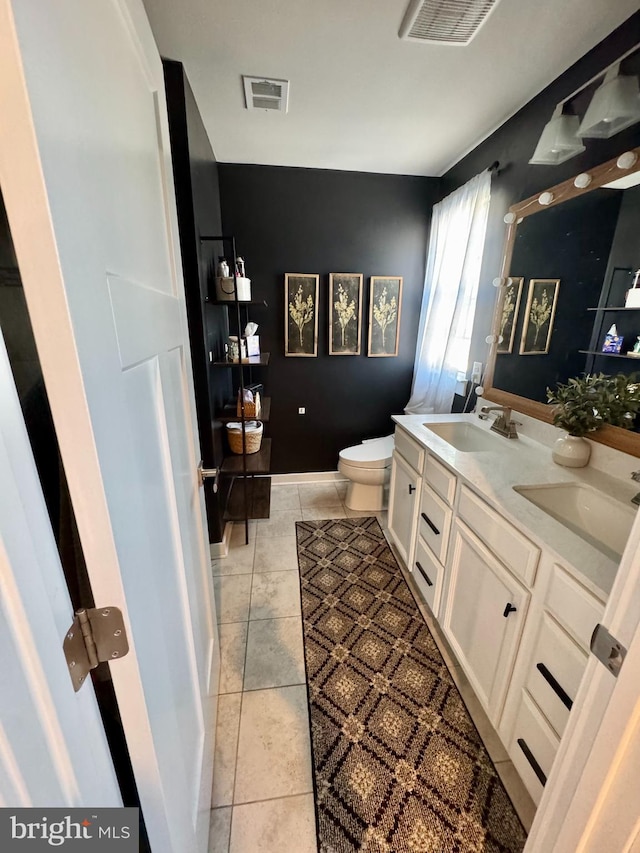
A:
574,173,592,189
485,334,498,344
475,386,484,397
503,212,517,224
538,191,554,206
617,151,638,170
492,277,504,288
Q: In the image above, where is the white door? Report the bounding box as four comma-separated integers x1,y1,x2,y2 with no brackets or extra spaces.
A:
0,2,218,852
0,329,121,807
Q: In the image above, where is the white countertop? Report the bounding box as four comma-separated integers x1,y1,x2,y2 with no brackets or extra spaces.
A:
392,413,640,601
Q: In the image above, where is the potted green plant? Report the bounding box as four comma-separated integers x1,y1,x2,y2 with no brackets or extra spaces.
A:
546,373,640,467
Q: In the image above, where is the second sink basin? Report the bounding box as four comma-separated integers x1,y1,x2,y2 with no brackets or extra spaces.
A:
424,421,504,452
514,482,635,561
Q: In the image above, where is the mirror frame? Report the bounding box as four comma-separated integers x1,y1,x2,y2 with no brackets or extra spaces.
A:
484,145,640,459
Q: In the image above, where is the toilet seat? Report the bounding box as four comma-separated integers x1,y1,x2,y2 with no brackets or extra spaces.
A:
339,435,394,469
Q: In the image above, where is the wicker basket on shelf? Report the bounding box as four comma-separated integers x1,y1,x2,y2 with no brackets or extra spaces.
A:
236,390,261,418
226,420,263,454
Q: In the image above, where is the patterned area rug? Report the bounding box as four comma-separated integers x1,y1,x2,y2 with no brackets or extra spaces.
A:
296,516,527,853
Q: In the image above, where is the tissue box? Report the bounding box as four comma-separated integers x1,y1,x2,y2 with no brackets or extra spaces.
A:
244,335,260,357
602,334,623,354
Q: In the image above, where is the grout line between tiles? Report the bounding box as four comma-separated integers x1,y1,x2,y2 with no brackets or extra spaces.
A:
241,681,306,693
232,787,315,808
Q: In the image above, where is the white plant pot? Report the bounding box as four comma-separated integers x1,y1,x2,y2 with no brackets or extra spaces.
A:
552,433,591,468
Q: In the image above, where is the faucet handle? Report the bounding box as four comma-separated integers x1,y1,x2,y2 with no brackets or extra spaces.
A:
632,470,640,483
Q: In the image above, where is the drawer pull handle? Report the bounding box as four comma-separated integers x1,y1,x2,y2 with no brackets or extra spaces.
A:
415,561,433,587
517,738,547,787
421,512,440,535
503,602,517,618
409,484,416,494
536,663,573,711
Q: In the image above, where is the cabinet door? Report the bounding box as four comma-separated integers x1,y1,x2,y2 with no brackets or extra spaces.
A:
388,451,420,568
444,520,529,721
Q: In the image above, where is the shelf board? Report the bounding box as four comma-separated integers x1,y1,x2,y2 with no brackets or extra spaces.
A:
580,350,640,360
587,306,640,312
218,397,271,424
212,353,270,368
223,476,271,521
207,299,268,308
221,438,271,474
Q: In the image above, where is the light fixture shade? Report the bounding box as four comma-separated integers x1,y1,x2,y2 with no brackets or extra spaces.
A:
578,66,640,139
529,109,585,165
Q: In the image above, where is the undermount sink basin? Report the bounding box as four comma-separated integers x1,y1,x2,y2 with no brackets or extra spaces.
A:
514,482,635,561
424,421,504,452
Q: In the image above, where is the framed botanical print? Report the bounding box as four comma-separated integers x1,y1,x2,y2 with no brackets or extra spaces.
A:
285,273,319,357
497,276,524,354
367,276,402,357
329,273,363,355
519,278,560,355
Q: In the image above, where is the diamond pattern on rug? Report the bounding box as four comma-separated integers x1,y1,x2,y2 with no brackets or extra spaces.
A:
296,516,526,853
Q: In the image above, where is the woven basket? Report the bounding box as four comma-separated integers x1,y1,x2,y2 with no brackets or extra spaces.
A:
236,391,261,418
226,420,263,454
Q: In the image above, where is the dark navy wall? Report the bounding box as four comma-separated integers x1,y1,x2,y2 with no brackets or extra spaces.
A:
443,11,640,379
218,165,440,473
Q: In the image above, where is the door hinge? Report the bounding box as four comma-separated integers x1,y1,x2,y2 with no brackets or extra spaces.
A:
63,607,129,692
591,623,627,678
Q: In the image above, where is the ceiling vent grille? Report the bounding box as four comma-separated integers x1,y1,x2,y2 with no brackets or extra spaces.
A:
399,0,500,45
243,76,289,112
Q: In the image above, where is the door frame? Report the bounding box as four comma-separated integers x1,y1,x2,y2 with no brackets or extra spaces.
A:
0,1,216,847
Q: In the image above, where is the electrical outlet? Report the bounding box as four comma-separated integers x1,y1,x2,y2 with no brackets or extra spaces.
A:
298,407,306,415
472,361,482,383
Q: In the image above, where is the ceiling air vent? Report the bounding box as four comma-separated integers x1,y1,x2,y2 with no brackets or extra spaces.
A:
242,76,289,113
399,0,500,45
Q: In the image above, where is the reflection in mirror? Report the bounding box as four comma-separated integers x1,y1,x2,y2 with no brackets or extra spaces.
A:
493,166,640,412
493,172,640,402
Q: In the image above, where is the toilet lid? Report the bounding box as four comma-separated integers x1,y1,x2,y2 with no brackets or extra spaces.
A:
339,435,394,469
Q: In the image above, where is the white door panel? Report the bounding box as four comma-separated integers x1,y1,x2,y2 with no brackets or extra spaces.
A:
0,1,218,850
0,330,121,807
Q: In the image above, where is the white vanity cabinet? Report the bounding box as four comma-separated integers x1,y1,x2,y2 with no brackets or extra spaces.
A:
444,520,530,721
387,429,425,568
500,561,605,805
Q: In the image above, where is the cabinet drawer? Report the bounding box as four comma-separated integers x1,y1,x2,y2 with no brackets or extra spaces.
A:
413,536,444,617
419,483,452,564
545,564,604,653
394,428,424,474
509,692,559,805
458,486,540,586
525,613,588,738
424,455,457,506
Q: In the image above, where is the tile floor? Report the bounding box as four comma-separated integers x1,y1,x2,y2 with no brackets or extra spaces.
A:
208,480,534,852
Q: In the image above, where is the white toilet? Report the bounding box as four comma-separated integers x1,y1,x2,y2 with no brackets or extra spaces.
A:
338,435,395,511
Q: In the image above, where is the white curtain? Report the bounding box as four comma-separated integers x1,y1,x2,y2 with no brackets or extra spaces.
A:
406,170,491,414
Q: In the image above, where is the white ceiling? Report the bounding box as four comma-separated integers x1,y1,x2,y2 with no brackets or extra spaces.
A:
143,0,639,177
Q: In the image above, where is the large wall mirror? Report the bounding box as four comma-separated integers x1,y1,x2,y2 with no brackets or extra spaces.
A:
484,146,640,457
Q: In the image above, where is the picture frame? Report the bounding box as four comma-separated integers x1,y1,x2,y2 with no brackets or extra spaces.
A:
329,273,363,355
497,276,524,354
519,278,560,355
285,273,319,357
367,276,402,357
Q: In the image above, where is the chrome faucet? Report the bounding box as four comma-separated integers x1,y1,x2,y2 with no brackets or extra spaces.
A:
630,471,640,506
478,405,520,439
